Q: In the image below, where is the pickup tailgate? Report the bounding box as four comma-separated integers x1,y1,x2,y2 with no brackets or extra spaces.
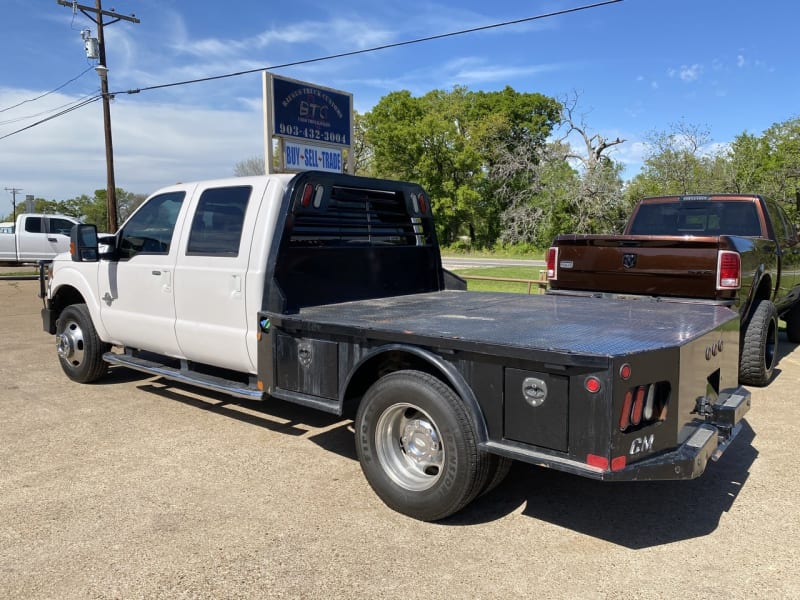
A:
550,234,731,299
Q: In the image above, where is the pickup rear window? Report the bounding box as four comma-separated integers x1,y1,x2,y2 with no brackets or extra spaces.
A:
628,201,762,237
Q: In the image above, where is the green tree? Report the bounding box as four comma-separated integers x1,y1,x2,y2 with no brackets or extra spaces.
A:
28,188,146,229
365,86,561,247
729,118,800,222
624,121,731,206
496,140,579,247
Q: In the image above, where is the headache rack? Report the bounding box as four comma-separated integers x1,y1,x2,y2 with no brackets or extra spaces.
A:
268,172,443,312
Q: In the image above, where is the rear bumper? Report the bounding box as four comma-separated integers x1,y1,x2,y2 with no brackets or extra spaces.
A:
483,386,751,482
604,386,751,481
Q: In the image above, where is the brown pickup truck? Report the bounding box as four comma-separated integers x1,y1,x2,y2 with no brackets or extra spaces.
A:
548,194,800,386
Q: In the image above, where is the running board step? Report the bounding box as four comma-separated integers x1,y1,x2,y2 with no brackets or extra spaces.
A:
103,352,262,400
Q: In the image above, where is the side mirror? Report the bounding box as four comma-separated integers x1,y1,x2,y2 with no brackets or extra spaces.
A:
70,224,99,262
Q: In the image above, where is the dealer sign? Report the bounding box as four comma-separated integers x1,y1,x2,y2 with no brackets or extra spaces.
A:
270,74,352,147
284,141,343,174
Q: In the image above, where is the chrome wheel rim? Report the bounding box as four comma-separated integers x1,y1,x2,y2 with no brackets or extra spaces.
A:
375,402,444,491
57,318,85,367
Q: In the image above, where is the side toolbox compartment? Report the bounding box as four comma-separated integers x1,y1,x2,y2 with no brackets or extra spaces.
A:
504,369,569,452
274,331,339,399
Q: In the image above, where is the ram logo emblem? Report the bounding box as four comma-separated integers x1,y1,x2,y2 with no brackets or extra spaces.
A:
622,253,638,269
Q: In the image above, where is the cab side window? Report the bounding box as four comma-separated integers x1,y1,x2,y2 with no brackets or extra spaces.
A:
773,203,797,244
48,218,76,236
118,191,185,260
766,202,793,245
186,186,251,257
24,217,43,233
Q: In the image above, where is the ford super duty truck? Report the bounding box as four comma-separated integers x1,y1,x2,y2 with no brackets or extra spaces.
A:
40,173,750,521
0,213,79,266
549,194,800,387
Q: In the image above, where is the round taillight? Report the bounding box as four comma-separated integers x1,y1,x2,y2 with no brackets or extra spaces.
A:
585,376,602,393
619,364,632,380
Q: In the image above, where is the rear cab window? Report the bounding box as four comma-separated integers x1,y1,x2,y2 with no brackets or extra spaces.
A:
186,186,252,257
629,198,762,237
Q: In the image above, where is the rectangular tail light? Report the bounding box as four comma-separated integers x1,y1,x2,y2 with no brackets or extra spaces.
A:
717,250,741,290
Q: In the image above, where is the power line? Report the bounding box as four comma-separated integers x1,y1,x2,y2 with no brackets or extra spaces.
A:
0,66,95,114
56,0,141,234
0,95,102,141
0,0,622,142
4,187,23,217
119,0,623,95
0,90,101,127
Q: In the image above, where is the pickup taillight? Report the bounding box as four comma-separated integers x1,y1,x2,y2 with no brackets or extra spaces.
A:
717,250,741,290
546,247,558,280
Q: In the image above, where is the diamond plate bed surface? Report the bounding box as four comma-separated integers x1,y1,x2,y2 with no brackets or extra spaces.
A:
279,291,736,357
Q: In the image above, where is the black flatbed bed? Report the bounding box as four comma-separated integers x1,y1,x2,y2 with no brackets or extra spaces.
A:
269,291,738,362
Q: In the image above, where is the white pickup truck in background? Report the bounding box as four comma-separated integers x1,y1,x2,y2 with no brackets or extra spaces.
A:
0,213,79,266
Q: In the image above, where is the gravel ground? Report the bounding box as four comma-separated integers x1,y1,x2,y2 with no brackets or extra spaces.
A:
1,279,798,599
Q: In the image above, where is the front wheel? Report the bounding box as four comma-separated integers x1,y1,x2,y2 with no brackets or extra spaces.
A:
355,370,486,521
55,304,109,383
739,299,778,386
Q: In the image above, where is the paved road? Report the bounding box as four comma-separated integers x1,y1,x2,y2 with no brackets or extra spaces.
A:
1,279,799,599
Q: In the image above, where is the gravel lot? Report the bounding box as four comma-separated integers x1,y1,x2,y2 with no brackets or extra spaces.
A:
1,278,798,599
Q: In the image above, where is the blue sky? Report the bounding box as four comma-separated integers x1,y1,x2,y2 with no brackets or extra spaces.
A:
1,0,798,217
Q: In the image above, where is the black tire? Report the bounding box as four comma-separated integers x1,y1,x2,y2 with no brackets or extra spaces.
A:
55,304,109,383
355,370,487,521
480,454,513,497
785,303,800,344
739,299,779,386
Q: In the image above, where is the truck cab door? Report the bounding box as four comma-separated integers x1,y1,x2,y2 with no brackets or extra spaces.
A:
98,190,189,356
172,184,262,373
44,216,76,257
17,216,49,260
768,202,800,305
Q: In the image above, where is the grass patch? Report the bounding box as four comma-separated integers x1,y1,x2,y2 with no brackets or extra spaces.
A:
440,247,546,260
451,265,546,294
0,269,39,278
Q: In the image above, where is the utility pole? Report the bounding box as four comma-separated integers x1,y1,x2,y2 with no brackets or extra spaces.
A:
57,1,140,233
4,187,22,219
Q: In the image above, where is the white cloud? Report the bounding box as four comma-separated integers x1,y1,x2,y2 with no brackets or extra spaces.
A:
668,64,703,82
0,89,264,211
447,61,559,85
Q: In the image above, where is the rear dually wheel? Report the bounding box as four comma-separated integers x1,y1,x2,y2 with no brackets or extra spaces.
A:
355,370,488,521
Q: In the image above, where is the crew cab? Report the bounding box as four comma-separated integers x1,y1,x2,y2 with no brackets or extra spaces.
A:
0,213,79,266
40,173,750,521
549,194,800,386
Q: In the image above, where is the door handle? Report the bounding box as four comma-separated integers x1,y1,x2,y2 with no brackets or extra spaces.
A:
47,237,57,242
152,270,161,275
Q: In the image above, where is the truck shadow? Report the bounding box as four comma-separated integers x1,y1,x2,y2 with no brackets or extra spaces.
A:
118,368,757,546
131,374,358,459
767,330,798,384
450,422,758,548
